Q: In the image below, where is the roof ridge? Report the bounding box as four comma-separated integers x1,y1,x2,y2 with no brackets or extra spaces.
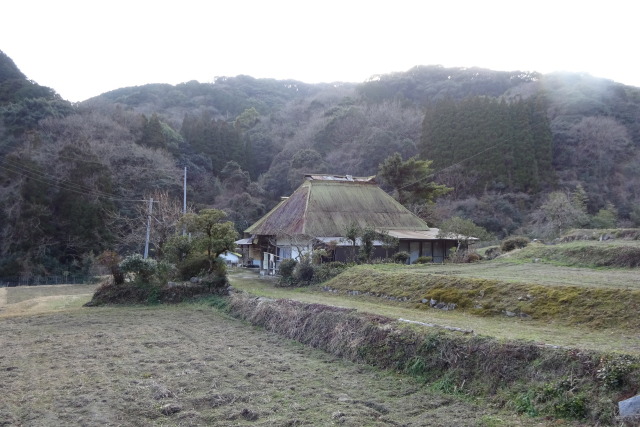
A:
305,174,376,183
301,180,312,234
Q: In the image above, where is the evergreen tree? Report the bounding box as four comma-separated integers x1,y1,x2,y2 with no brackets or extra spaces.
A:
378,153,451,205
420,96,553,196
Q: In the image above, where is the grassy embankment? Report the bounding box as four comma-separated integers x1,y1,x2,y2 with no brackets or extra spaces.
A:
229,238,640,352
321,239,640,325
228,292,640,425
225,237,640,424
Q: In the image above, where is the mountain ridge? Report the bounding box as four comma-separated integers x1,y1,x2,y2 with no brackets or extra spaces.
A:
1,50,639,276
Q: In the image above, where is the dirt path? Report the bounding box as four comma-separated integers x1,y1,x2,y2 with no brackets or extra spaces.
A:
0,306,537,426
0,287,7,307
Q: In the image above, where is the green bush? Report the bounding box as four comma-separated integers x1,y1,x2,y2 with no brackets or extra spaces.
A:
155,260,177,284
313,262,349,283
178,254,210,279
279,261,350,287
392,251,410,264
293,260,315,283
596,355,638,389
414,256,432,264
119,254,158,283
200,272,228,290
279,258,298,280
501,236,530,252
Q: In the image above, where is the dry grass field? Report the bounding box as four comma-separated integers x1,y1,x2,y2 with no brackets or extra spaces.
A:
0,285,543,426
399,259,640,290
228,270,640,356
0,284,98,318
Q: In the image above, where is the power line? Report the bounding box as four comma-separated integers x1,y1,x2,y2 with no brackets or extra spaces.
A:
1,158,120,199
0,164,145,202
52,152,182,173
0,161,147,202
0,158,128,200
395,142,502,191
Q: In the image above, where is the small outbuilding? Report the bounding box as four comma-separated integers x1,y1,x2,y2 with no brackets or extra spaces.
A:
219,251,241,267
236,174,466,274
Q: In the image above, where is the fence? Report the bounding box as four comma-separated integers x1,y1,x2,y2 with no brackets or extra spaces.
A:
0,275,98,288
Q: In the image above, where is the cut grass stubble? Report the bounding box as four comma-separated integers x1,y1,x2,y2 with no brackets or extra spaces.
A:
0,304,523,427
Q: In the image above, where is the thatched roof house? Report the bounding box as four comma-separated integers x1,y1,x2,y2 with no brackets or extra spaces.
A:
237,175,461,273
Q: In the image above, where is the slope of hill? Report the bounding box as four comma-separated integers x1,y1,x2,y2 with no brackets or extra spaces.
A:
2,49,640,276
0,50,74,143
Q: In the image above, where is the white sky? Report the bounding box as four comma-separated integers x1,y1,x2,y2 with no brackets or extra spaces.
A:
2,0,637,102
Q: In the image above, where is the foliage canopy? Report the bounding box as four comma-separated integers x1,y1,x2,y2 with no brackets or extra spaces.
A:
378,152,451,205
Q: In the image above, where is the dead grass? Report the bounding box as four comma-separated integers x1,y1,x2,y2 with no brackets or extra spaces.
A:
226,293,640,425
227,269,640,355
0,284,98,318
0,303,539,426
4,283,99,304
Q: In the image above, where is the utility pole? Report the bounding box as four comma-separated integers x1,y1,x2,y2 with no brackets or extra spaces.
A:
144,197,153,259
182,166,187,236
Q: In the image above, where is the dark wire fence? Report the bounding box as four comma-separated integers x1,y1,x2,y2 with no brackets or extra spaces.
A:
0,275,99,287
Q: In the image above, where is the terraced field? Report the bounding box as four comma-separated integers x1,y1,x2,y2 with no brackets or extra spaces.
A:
227,260,640,356
0,285,535,426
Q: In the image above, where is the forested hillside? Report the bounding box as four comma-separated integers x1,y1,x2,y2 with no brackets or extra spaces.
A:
1,50,639,277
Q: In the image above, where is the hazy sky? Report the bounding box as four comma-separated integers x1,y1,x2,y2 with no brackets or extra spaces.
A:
2,0,637,102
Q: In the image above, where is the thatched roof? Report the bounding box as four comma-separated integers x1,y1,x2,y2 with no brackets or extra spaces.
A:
245,175,430,237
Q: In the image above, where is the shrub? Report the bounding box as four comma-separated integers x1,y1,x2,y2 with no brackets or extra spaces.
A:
119,254,158,283
86,278,156,305
448,249,482,263
87,254,226,306
393,251,410,264
177,254,210,280
501,236,530,252
200,272,228,291
111,270,125,285
465,252,482,263
279,258,298,280
293,260,315,283
311,249,329,263
447,247,464,263
155,260,177,284
313,262,349,283
596,355,639,389
414,256,433,264
483,247,501,260
279,261,350,287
